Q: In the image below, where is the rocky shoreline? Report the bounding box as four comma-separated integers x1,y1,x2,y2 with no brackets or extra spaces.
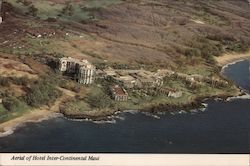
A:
0,86,245,137
61,90,245,122
0,58,248,137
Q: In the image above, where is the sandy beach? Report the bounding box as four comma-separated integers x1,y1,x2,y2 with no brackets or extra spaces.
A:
0,108,61,137
215,51,250,67
0,87,75,137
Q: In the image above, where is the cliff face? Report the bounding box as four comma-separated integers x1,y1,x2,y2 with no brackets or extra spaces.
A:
0,0,250,69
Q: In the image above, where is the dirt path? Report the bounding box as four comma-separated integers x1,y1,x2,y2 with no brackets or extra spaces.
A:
0,87,77,137
215,51,250,67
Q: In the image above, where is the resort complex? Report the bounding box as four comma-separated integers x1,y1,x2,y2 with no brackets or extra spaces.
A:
58,57,193,101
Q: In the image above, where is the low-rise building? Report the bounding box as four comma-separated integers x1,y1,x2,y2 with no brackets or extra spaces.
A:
158,87,183,98
103,69,117,77
116,75,139,89
113,70,163,89
110,85,128,101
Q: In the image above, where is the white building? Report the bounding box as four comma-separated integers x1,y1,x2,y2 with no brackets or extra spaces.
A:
59,57,78,73
59,57,95,85
76,60,95,85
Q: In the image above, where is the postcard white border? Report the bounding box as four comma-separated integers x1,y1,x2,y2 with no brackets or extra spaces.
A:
0,153,249,166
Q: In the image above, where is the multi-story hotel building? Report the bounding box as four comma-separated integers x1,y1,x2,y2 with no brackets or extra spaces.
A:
59,57,95,85
76,60,95,85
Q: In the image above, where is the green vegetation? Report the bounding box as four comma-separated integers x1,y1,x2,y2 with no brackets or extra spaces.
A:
8,0,123,22
0,76,31,87
0,74,63,123
10,37,63,56
0,76,32,120
180,65,213,77
62,99,91,114
2,96,28,112
0,99,30,123
86,86,113,109
184,38,224,63
207,33,250,53
0,77,10,87
61,64,239,117
24,79,61,107
58,79,81,93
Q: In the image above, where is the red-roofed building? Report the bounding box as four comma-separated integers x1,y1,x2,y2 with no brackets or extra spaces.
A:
110,85,128,101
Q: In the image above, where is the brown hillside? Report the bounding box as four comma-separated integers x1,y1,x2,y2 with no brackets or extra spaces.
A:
0,0,250,69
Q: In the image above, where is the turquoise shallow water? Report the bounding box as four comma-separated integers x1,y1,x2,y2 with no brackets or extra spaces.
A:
0,60,249,153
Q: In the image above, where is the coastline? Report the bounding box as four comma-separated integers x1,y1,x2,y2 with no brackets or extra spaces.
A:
0,108,62,137
0,52,249,137
215,51,250,67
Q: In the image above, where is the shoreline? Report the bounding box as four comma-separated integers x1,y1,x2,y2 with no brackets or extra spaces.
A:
0,53,249,137
60,86,244,121
215,51,250,67
0,109,62,137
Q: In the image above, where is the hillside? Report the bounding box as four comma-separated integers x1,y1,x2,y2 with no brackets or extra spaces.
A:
1,0,250,70
0,0,249,123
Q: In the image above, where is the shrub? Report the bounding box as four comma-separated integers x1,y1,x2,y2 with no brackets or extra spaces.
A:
94,62,108,70
62,3,74,16
16,0,32,6
46,17,57,22
10,76,30,86
29,5,38,17
226,41,250,52
185,48,201,57
59,80,81,93
0,77,10,87
185,38,223,63
25,80,61,107
2,97,25,112
86,89,112,109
